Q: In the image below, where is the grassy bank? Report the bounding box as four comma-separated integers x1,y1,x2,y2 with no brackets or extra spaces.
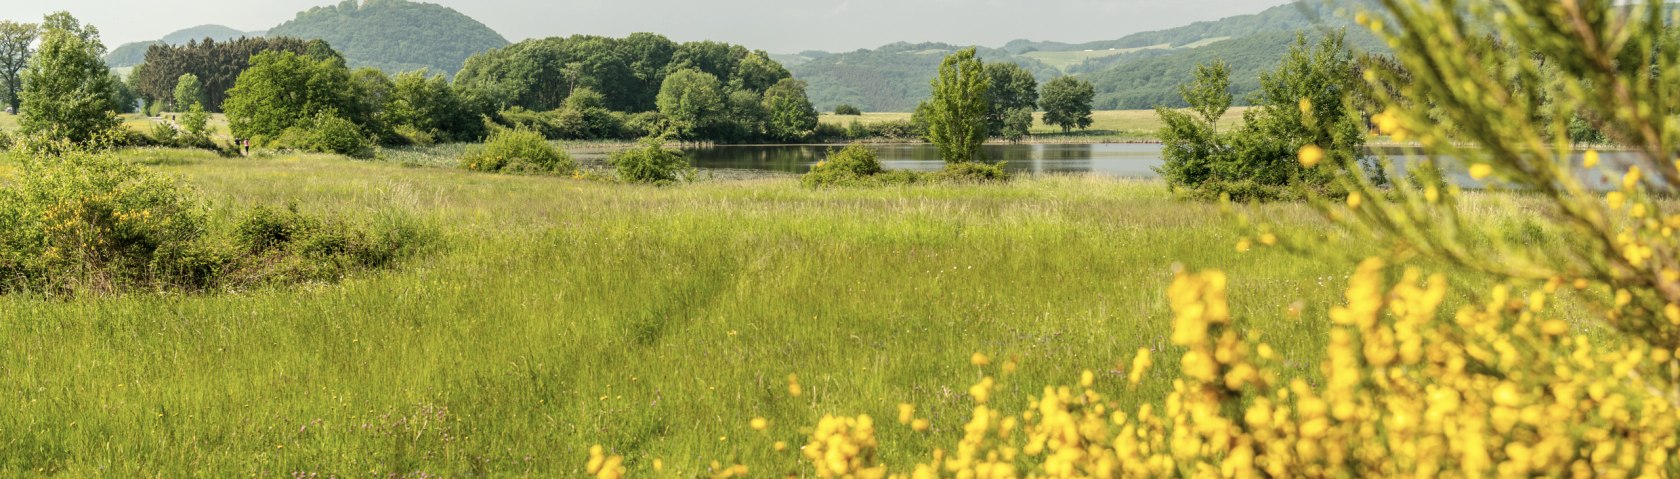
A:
1,148,1536,476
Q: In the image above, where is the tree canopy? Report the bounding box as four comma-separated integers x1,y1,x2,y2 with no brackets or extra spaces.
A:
923,49,991,163
0,21,38,113
1041,76,1095,134
223,50,370,144
129,37,317,112
19,12,119,143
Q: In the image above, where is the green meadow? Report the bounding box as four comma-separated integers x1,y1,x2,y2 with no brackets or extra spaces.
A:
0,146,1567,477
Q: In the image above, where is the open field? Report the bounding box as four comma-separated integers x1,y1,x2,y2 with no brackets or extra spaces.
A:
820,108,1250,142
0,113,233,139
1021,45,1172,70
0,146,1572,476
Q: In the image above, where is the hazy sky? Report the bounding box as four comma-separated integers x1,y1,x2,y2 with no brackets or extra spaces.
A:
5,0,1294,53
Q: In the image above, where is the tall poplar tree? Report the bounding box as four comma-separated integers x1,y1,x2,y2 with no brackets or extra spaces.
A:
924,48,990,163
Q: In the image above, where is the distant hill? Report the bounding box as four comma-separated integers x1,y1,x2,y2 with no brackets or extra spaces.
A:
788,43,1060,112
265,0,508,75
784,0,1386,112
105,24,265,68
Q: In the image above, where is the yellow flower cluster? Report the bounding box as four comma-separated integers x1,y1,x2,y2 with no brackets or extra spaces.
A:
802,414,888,478
586,445,625,479
591,259,1680,478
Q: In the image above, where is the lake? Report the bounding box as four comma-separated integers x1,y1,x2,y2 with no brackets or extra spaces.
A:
673,143,1646,189
680,143,1169,177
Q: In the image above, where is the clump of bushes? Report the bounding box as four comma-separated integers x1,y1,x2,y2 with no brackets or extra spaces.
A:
935,161,1012,183
610,138,694,185
277,111,376,159
803,143,1009,187
834,104,862,116
145,104,217,150
0,150,210,293
0,149,432,295
802,143,887,187
461,127,574,174
230,205,431,284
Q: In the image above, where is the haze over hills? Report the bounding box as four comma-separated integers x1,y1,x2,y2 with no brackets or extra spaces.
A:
787,0,1385,112
267,0,508,75
104,0,507,76
97,0,1383,112
106,25,266,68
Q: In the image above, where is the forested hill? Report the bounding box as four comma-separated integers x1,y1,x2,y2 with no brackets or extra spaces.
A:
787,0,1385,112
265,0,508,75
789,43,1060,112
106,25,264,68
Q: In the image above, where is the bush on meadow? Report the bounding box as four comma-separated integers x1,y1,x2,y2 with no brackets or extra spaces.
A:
801,143,884,187
610,138,694,185
277,111,375,159
461,127,573,174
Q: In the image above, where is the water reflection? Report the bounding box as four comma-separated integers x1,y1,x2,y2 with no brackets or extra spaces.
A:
681,143,1656,189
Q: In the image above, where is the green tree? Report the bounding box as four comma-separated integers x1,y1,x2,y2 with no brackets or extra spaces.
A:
983,62,1038,141
554,87,621,140
223,50,365,145
385,69,481,142
655,68,724,140
763,78,818,142
1155,33,1362,196
1231,32,1362,187
924,48,990,163
172,73,204,111
19,12,118,143
1179,61,1229,133
1041,76,1096,134
0,21,38,113
723,89,767,142
731,51,790,93
1154,64,1228,187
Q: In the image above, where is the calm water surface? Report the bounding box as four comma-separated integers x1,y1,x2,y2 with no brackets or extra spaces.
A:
676,143,1648,189
681,143,1168,177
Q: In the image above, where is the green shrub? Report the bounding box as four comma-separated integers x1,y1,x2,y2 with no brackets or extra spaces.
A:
393,124,436,146
0,130,11,151
620,111,667,139
834,104,862,116
235,205,314,254
936,161,1012,183
0,148,434,295
177,104,214,149
0,150,210,293
227,205,435,285
610,138,694,185
802,143,884,187
281,111,374,159
461,128,574,174
148,121,179,145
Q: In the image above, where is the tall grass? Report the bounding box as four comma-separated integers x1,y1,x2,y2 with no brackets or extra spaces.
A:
0,150,1522,476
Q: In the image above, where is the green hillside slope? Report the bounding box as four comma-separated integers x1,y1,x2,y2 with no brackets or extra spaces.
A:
265,0,508,75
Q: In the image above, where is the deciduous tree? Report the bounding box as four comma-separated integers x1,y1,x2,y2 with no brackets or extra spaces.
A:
172,73,204,111
1041,76,1096,134
763,78,818,142
0,21,38,113
19,12,119,143
655,68,724,140
983,62,1037,141
924,48,990,163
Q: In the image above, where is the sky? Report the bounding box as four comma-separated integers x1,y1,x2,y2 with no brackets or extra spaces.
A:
3,0,1295,53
